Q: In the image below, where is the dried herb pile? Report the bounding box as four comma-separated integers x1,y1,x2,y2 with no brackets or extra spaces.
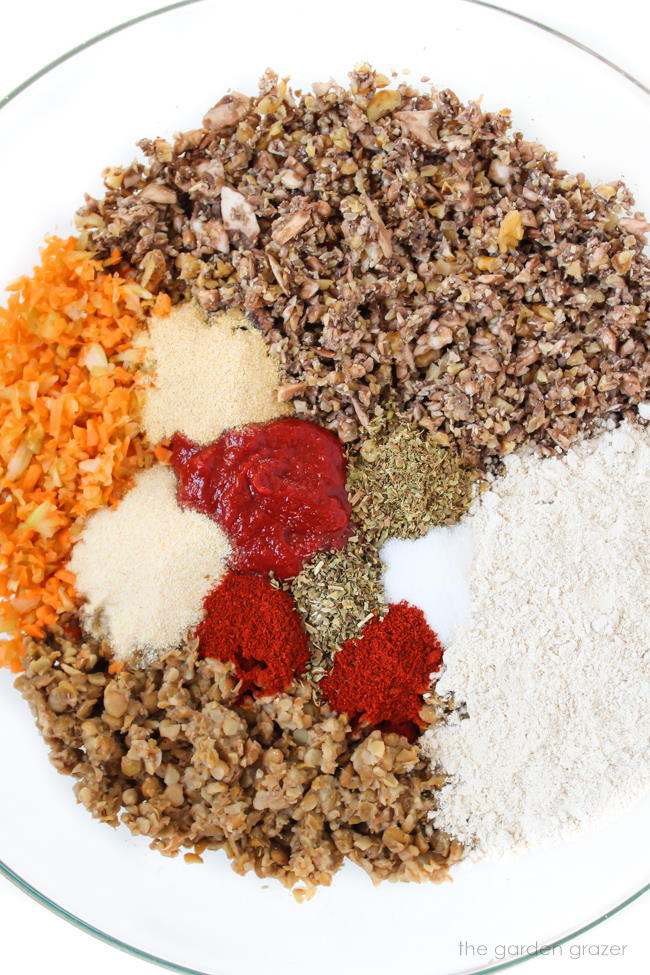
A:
291,537,386,669
291,417,476,660
347,416,477,545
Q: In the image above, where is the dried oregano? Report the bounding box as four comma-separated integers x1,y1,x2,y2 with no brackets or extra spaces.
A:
347,416,477,546
291,416,477,661
291,536,387,674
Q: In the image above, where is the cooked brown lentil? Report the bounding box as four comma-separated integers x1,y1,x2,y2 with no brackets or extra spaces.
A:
77,66,650,462
16,627,461,896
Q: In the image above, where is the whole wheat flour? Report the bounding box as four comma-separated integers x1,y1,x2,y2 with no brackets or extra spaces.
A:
423,421,650,857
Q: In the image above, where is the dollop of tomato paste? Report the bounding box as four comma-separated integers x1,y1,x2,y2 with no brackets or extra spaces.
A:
171,418,351,579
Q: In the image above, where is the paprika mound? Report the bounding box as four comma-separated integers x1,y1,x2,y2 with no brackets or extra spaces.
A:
196,572,309,697
320,602,444,740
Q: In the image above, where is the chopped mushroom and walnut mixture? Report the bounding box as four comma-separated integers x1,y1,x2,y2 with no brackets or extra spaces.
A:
78,66,650,463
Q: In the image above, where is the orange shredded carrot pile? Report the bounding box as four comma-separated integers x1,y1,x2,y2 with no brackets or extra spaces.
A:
0,236,170,671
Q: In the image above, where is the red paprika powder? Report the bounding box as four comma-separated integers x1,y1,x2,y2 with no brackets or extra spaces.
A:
320,602,444,740
197,572,309,698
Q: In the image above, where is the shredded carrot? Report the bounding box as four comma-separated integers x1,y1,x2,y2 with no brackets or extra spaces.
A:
0,236,166,670
153,293,172,317
153,443,172,464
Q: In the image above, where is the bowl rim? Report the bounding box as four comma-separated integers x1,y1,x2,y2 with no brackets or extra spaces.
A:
1,0,648,114
1,855,648,975
1,2,648,973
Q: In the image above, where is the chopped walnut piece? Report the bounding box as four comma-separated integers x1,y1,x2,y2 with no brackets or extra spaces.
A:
395,109,439,148
488,159,511,185
203,93,251,131
220,186,260,244
366,89,402,122
272,208,312,245
277,381,308,402
139,249,167,292
497,210,524,253
362,195,393,259
619,217,650,238
139,183,178,204
102,167,125,189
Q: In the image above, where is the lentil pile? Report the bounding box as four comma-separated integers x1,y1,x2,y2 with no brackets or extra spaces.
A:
78,66,650,462
17,630,461,897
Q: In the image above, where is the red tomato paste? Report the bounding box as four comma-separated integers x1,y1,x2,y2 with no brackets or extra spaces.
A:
171,418,351,579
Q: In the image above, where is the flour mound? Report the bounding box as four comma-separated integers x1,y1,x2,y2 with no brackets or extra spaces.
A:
423,421,650,857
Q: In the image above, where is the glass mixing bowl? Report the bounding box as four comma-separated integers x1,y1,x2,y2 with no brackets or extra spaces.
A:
1,2,648,973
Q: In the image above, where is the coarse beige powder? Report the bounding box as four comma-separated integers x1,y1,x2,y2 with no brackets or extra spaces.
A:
69,465,230,661
423,421,650,857
139,301,288,445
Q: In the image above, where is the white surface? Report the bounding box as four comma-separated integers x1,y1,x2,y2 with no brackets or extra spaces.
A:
0,1,648,974
382,522,474,647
